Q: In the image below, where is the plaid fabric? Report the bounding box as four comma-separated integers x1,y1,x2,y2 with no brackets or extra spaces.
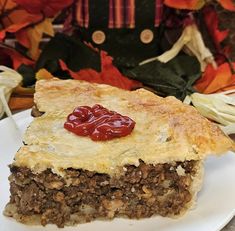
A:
76,0,89,28
155,0,163,27
76,0,163,28
109,0,135,28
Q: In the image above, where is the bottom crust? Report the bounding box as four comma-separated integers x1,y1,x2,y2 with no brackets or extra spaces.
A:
4,160,204,227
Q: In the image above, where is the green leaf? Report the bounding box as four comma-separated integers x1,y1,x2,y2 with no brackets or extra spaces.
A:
35,33,101,73
124,54,201,100
17,64,36,87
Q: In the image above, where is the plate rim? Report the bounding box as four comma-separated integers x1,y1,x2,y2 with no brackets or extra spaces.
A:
0,109,31,124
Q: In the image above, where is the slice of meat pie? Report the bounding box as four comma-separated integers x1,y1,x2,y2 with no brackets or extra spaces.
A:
4,79,235,227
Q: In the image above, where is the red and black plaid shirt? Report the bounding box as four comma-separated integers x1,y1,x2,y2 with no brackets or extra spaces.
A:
76,0,163,28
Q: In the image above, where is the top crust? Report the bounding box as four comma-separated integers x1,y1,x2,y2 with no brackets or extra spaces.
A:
13,79,235,175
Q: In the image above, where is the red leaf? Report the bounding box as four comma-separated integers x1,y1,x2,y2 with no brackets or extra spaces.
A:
59,60,99,81
194,64,217,93
0,14,42,40
202,5,229,52
0,21,29,40
214,46,232,65
99,51,142,90
164,0,235,11
15,30,31,48
59,52,142,90
2,48,34,69
219,0,235,11
14,0,73,17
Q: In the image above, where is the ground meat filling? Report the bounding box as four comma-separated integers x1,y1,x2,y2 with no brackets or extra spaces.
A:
8,160,198,227
31,105,44,117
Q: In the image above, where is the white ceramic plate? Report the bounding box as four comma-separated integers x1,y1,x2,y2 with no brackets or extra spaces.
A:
0,110,235,231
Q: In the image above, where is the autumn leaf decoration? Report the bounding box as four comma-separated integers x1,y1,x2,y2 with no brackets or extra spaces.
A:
164,0,235,11
35,33,142,91
0,0,73,61
0,0,73,115
195,62,235,93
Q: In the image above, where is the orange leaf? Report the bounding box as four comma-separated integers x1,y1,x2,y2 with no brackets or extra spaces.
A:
26,18,54,59
218,0,235,11
194,63,235,94
205,63,235,93
0,2,43,49
1,0,16,10
163,0,205,10
36,68,54,80
0,0,18,27
0,1,54,60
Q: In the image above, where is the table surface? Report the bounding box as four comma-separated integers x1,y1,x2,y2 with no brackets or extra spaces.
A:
1,112,234,231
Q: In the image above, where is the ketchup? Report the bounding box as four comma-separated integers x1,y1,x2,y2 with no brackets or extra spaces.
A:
64,104,135,141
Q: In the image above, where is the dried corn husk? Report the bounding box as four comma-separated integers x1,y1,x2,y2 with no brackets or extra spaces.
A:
0,66,22,122
140,24,217,72
184,90,235,134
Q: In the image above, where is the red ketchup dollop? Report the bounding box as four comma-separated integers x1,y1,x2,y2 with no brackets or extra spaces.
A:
64,104,136,141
